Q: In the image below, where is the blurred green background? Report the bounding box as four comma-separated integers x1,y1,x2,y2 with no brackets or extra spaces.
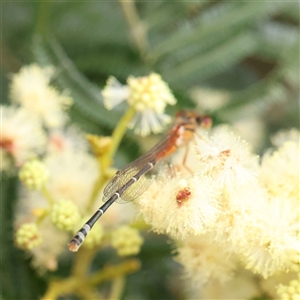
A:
1,1,299,299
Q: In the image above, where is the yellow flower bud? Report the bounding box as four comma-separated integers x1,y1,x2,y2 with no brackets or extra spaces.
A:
19,159,49,190
127,73,176,113
50,199,80,231
16,222,42,250
111,226,143,257
86,134,112,156
83,222,104,249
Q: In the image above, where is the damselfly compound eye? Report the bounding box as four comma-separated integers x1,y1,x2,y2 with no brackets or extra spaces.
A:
196,115,212,128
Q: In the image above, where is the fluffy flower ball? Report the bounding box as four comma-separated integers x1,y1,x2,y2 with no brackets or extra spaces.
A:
82,222,104,249
137,173,220,239
111,226,143,257
16,223,42,250
50,199,80,231
19,159,49,190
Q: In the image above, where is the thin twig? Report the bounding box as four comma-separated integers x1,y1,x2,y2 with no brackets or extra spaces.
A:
119,0,148,58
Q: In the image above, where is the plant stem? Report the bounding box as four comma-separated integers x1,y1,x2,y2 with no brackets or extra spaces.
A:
103,106,136,170
41,259,141,299
108,276,126,300
41,276,81,300
119,0,148,58
87,107,135,211
88,259,141,286
41,186,55,204
71,247,98,278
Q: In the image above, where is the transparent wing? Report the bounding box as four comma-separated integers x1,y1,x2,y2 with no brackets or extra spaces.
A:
102,170,153,204
102,133,173,204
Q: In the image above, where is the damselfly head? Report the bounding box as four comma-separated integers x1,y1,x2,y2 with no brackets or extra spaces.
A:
195,114,212,129
175,111,212,128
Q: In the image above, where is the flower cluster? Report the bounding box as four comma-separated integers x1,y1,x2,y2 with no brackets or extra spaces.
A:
277,275,300,300
137,126,300,297
111,225,143,256
10,64,72,128
102,73,176,136
15,222,42,250
19,159,49,190
1,105,46,170
3,65,298,299
50,199,80,231
138,174,220,239
5,65,103,272
4,66,176,275
81,222,104,249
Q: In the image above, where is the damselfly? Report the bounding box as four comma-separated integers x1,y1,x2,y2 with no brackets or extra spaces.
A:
68,111,211,252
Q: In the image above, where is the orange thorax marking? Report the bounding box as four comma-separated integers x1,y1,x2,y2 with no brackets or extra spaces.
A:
155,124,194,160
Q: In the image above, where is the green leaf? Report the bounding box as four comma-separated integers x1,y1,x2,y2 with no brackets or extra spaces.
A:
280,2,300,22
147,1,278,62
0,176,47,299
32,36,122,130
255,21,299,61
164,32,258,86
